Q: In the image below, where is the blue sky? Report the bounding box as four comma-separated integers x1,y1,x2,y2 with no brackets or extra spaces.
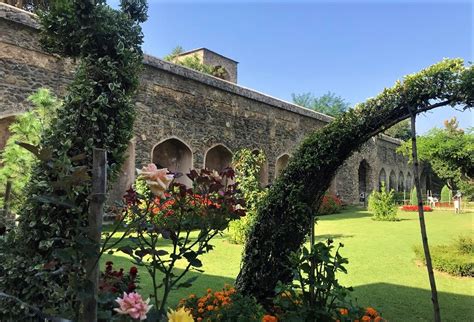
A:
110,0,473,133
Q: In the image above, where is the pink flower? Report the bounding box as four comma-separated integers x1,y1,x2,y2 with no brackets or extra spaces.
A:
114,292,152,320
138,164,174,197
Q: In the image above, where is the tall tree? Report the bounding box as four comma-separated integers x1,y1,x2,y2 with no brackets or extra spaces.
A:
384,119,412,140
236,59,473,304
2,0,51,11
397,117,473,197
291,91,350,117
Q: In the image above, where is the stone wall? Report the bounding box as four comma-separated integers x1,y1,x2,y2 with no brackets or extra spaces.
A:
0,3,415,205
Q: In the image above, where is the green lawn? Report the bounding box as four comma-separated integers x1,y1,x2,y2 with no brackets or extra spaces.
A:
101,208,474,321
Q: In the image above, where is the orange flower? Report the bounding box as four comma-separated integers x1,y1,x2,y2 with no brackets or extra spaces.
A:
374,317,383,322
198,302,204,308
339,308,349,315
365,307,378,317
188,294,196,299
207,305,214,311
262,315,278,322
198,308,204,314
197,318,202,322
207,288,212,293
362,316,371,321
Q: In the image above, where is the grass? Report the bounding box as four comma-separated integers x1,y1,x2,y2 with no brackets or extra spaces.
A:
100,208,474,321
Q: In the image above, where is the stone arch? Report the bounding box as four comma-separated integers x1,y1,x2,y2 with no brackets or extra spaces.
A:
378,168,387,190
389,170,397,191
406,172,413,191
252,149,269,187
275,153,290,179
358,159,371,202
204,144,233,172
151,137,193,185
398,171,405,192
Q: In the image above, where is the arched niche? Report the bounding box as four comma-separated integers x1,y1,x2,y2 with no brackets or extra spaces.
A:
358,160,371,202
152,137,193,186
205,144,233,173
252,149,269,187
398,171,405,192
406,172,413,191
389,170,397,191
378,168,387,190
275,153,290,179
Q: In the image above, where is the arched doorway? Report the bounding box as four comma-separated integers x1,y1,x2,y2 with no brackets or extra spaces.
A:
389,170,397,191
406,172,413,191
252,149,269,187
398,171,405,192
152,138,192,186
358,160,371,204
378,168,387,190
205,144,233,173
275,154,290,178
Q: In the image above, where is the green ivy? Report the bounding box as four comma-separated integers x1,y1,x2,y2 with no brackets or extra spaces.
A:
236,59,474,304
0,0,147,318
228,149,268,244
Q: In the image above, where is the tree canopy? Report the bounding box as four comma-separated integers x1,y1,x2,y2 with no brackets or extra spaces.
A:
398,117,473,197
291,91,350,117
236,59,473,304
384,119,412,140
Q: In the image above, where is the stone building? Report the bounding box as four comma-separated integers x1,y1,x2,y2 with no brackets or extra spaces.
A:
0,3,427,205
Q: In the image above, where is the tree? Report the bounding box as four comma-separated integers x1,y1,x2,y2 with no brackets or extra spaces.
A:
236,59,473,305
398,117,473,198
163,46,228,80
0,0,148,318
0,88,59,212
2,0,51,11
291,91,350,117
384,119,412,140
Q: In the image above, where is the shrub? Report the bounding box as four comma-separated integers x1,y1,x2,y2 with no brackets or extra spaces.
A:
393,192,405,205
400,205,433,212
413,236,473,277
440,185,451,203
368,183,398,221
317,193,342,215
409,187,418,206
178,285,266,321
228,149,267,244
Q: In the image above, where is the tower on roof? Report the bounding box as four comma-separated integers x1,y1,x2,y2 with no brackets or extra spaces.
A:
174,48,238,83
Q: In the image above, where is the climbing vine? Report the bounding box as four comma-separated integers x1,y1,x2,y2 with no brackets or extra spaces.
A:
0,0,147,318
236,59,474,303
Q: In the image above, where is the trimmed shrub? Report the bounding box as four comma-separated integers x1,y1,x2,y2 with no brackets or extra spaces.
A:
317,193,342,215
440,185,451,203
413,236,473,277
409,187,418,206
368,182,398,221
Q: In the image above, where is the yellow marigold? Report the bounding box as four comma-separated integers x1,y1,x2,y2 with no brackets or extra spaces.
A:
366,307,378,317
339,308,349,315
167,307,193,322
361,316,371,321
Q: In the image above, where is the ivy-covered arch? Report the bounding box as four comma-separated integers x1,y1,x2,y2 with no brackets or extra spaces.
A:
236,59,473,303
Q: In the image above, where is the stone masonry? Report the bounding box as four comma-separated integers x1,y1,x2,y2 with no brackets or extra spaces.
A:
0,3,421,205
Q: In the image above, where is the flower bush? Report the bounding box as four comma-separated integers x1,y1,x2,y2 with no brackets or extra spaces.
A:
317,193,343,215
102,166,245,319
177,285,268,321
400,205,433,212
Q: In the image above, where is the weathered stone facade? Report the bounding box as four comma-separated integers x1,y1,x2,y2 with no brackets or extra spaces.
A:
0,3,420,205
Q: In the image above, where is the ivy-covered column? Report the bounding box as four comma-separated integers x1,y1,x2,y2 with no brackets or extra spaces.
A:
0,0,148,317
236,59,473,303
